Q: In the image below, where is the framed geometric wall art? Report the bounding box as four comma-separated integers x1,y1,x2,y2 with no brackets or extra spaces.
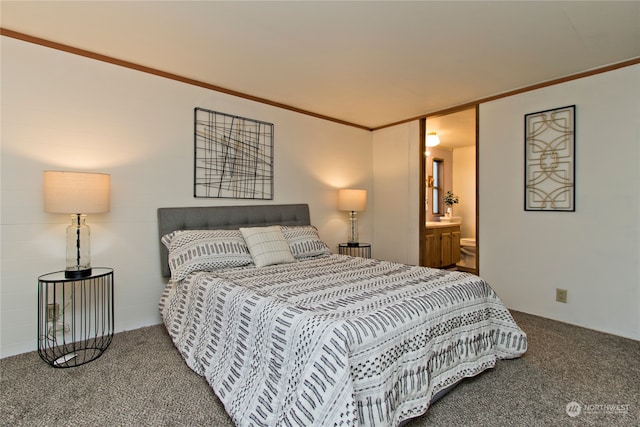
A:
194,107,274,199
524,105,575,211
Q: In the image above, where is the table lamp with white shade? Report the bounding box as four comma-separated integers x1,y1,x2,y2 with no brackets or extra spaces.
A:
44,171,111,278
337,188,367,246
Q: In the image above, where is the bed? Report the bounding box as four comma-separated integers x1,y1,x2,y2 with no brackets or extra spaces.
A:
158,204,527,427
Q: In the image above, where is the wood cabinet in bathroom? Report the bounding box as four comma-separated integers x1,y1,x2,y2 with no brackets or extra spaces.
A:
425,224,461,268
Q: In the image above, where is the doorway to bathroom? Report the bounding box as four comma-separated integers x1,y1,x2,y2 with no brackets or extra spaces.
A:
419,106,478,275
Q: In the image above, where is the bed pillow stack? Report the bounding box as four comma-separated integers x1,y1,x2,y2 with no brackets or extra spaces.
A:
162,224,332,280
162,229,253,280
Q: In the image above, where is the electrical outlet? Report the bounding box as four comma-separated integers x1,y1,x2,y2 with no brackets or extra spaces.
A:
556,288,568,303
47,303,60,322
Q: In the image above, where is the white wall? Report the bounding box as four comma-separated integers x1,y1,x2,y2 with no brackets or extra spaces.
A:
479,64,640,340
3,38,636,360
371,121,420,265
371,65,639,340
452,145,476,239
0,37,372,357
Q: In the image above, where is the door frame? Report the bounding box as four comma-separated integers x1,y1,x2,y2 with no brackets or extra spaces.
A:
419,106,479,274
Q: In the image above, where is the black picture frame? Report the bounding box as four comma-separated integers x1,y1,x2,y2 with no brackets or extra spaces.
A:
194,108,274,200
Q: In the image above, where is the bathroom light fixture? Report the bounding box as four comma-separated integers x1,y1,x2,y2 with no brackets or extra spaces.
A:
44,171,111,278
426,132,440,147
337,189,367,246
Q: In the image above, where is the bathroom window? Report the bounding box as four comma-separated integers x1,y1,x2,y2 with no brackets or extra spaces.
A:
432,158,444,215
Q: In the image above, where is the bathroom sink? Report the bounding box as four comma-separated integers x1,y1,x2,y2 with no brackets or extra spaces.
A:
439,216,461,223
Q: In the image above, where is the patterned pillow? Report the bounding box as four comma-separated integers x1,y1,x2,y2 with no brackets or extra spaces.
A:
239,226,296,268
162,229,253,280
281,225,331,259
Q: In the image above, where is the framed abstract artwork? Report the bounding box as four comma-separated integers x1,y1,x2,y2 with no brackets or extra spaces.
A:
194,108,274,199
524,105,575,211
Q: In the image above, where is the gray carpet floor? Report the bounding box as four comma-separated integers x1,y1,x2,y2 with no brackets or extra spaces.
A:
1,311,638,426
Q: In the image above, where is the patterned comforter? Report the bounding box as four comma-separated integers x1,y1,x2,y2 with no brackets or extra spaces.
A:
159,255,527,427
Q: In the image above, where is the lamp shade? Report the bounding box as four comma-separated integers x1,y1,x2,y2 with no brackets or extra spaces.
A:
44,171,111,214
338,189,367,212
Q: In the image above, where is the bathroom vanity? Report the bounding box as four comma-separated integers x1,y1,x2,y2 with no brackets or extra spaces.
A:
424,222,461,268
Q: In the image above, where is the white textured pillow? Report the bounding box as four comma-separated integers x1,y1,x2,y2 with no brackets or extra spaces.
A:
281,225,331,259
162,229,253,280
240,226,295,268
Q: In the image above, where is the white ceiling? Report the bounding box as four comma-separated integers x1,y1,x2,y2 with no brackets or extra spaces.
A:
2,1,639,130
426,107,476,150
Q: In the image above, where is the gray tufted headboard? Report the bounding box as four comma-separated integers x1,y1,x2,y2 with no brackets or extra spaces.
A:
157,204,311,277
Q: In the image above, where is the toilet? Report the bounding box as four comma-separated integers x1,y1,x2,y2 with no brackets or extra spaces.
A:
459,238,476,269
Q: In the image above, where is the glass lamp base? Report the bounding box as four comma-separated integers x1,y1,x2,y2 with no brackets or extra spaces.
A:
348,211,359,246
65,214,92,279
